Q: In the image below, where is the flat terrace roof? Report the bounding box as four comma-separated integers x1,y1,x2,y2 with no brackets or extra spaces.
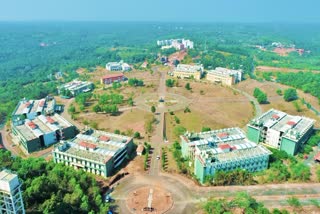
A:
183,127,246,146
14,98,47,116
0,170,17,182
207,67,241,77
14,114,74,141
61,81,92,91
175,64,203,73
54,130,131,164
250,109,287,128
196,139,271,165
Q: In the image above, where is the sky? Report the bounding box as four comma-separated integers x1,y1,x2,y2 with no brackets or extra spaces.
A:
0,0,319,23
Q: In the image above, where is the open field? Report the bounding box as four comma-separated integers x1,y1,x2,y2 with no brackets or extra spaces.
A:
77,108,153,137
235,79,320,127
165,78,254,142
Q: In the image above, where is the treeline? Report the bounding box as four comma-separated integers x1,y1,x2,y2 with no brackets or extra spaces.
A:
276,72,320,101
0,150,109,213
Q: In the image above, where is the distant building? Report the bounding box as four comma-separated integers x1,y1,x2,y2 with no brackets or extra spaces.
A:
0,169,25,214
173,64,204,80
247,109,315,155
157,38,194,50
53,129,134,177
11,96,56,126
106,61,131,71
101,73,125,85
141,61,148,69
58,80,93,97
181,127,271,184
206,67,243,86
11,114,76,154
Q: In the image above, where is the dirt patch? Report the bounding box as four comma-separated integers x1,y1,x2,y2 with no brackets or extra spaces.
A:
126,186,173,214
273,47,297,56
165,79,254,142
256,66,320,73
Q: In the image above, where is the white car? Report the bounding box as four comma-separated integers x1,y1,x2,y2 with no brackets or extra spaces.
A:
156,155,160,160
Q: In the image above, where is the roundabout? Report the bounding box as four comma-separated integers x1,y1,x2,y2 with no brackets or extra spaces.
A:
126,186,173,214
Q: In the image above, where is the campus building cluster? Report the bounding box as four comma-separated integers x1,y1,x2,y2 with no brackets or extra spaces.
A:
157,39,194,50
101,73,125,85
247,109,315,155
206,67,243,86
58,80,93,97
106,61,131,71
53,129,134,177
0,170,25,214
11,97,76,154
181,127,271,183
172,64,204,80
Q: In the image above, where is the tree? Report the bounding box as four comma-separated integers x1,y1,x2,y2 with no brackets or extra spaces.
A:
287,197,301,209
114,129,120,134
283,88,298,102
202,127,211,132
276,89,282,96
253,88,268,104
151,105,156,113
174,125,187,137
68,105,76,114
133,132,141,139
165,79,175,87
185,83,191,90
92,104,101,113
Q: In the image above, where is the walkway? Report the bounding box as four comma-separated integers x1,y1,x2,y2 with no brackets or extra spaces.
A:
232,86,262,117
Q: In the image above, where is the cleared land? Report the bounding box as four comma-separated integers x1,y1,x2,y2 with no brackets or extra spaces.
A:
235,79,320,127
166,78,254,142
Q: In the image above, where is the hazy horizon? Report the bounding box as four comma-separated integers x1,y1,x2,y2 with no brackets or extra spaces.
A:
1,0,319,23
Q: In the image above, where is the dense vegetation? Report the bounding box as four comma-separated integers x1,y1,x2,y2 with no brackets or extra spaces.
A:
0,150,109,213
253,88,268,104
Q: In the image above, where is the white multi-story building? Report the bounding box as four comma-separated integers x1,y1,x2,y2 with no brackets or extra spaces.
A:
206,67,243,86
173,64,204,80
0,170,25,214
157,38,194,50
58,80,93,97
106,61,131,71
53,129,134,177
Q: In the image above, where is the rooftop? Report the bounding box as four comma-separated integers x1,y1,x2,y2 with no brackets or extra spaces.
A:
54,130,132,164
14,114,74,141
102,73,124,79
59,80,92,91
207,67,242,77
0,170,17,183
249,109,315,141
13,98,47,116
182,127,246,147
175,64,203,73
196,138,271,166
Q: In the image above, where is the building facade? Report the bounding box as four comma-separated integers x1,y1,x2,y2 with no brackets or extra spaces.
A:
247,109,315,155
106,61,131,71
0,170,25,214
194,140,271,183
173,64,204,80
157,39,194,50
101,73,125,85
181,127,271,184
206,67,242,86
11,114,76,154
53,130,134,177
58,80,93,97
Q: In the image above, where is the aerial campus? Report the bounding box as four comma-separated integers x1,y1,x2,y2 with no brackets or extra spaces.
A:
2,10,320,214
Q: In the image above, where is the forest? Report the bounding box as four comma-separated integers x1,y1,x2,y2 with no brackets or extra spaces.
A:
0,150,109,213
2,22,320,122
